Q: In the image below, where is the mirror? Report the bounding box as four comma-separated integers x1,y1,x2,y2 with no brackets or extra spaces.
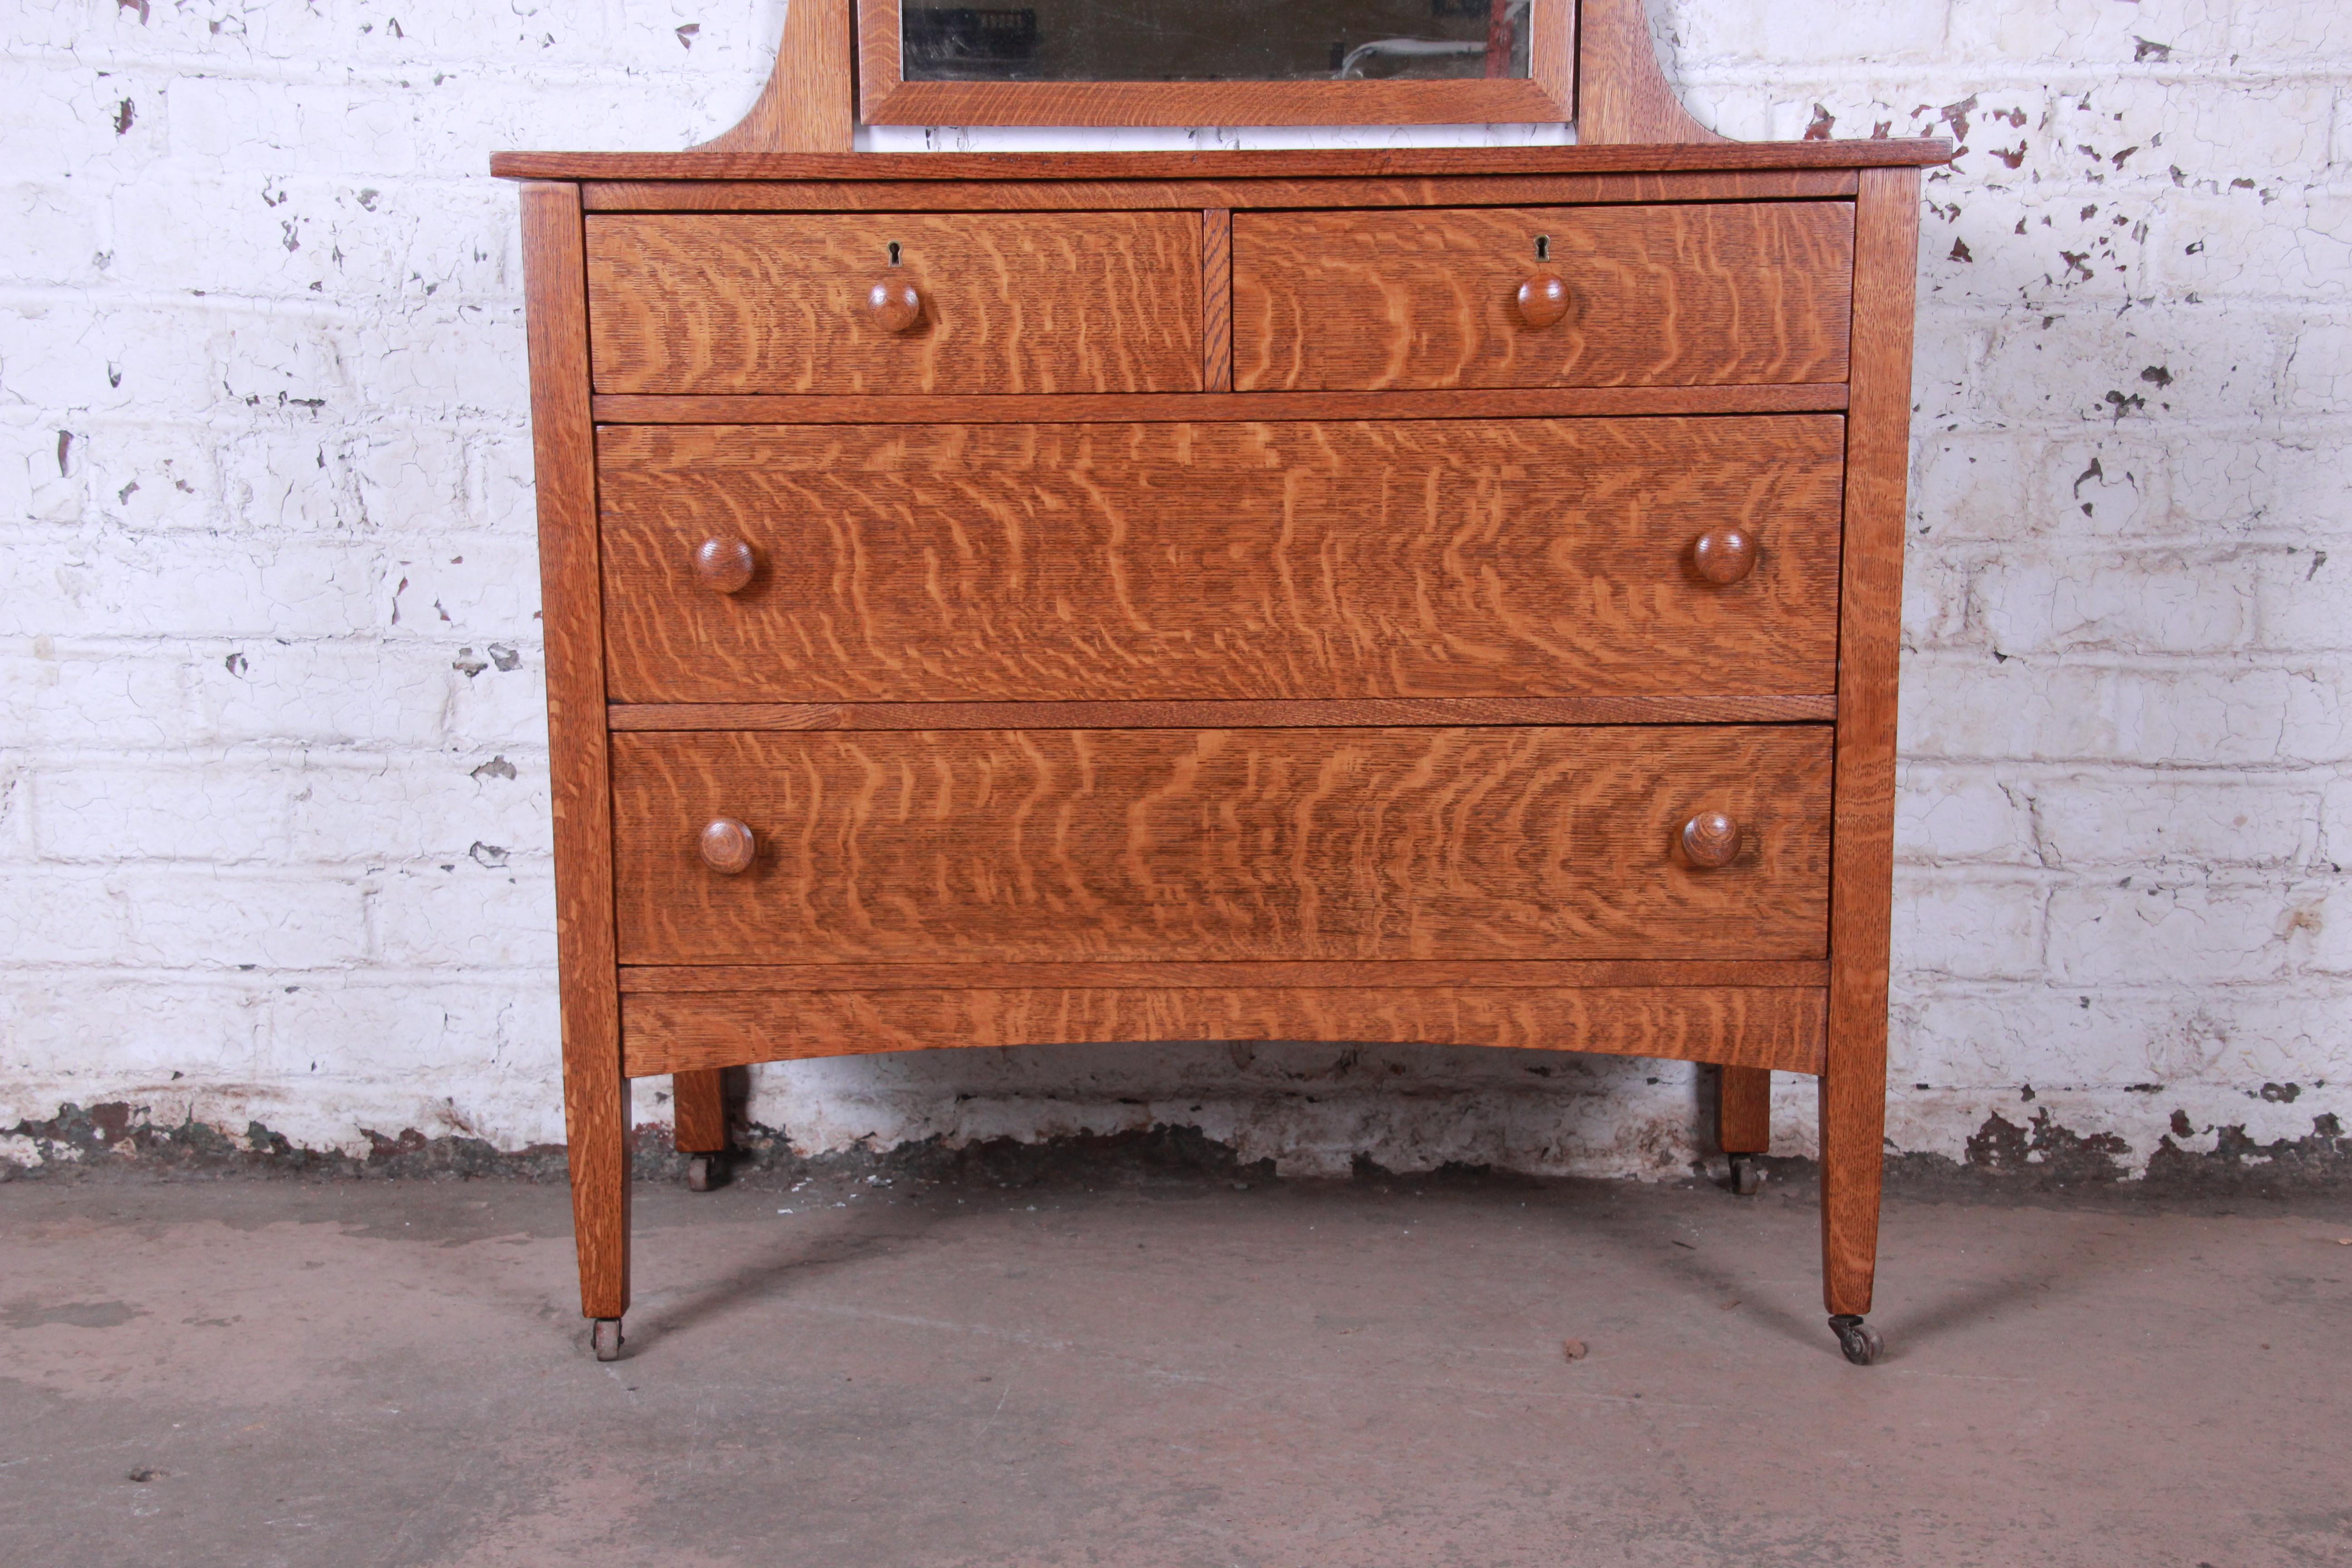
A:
900,0,1534,83
859,0,1570,127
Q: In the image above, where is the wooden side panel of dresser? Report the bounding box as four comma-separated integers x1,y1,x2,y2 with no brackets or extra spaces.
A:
527,170,1912,1184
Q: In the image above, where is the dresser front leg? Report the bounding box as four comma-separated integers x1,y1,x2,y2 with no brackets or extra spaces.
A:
1817,1059,1885,1339
673,1068,729,1191
565,1060,632,1345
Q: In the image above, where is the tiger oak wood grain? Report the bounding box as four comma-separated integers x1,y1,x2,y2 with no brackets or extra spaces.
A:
493,142,1952,183
595,416,1847,704
1576,0,1723,146
586,212,1201,395
580,170,1862,213
1233,202,1853,391
605,696,1840,731
589,385,1850,425
618,959,1831,992
1819,167,1921,1319
622,985,1828,1077
520,181,630,1323
670,1068,729,1153
1718,1064,1773,1153
608,725,1832,965
691,0,852,153
1201,209,1233,393
498,5,1960,1346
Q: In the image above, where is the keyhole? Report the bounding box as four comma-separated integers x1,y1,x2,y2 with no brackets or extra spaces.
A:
1535,235,1550,262
887,241,902,266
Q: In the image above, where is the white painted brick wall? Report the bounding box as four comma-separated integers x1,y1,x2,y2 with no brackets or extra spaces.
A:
2,0,2345,1179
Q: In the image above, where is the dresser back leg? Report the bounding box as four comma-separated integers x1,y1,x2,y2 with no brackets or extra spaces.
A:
673,1069,729,1155
1718,1065,1772,1154
674,1068,730,1192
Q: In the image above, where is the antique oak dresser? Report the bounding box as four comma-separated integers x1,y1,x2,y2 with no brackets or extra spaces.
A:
495,0,1950,1364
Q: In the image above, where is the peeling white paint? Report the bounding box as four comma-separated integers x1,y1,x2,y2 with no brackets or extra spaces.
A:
1,0,2347,1178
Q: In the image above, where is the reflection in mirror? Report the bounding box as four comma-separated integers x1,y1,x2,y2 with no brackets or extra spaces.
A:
902,0,1533,83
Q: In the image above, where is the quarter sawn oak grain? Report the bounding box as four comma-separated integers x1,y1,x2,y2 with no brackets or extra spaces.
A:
1234,202,1853,391
595,416,1847,704
617,959,1831,991
605,696,1840,731
500,102,1946,1343
587,211,1201,395
608,725,1833,965
520,181,631,1323
581,170,1862,214
491,142,1954,182
623,985,1828,1077
1818,167,1923,1318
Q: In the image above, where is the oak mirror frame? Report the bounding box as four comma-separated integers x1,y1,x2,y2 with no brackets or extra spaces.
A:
856,0,1574,126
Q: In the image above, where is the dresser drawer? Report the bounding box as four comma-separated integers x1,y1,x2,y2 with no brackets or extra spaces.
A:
585,212,1202,395
609,725,1832,965
596,415,1845,704
1232,203,1853,391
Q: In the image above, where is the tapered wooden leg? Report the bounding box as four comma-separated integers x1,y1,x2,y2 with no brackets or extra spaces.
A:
1815,165,1921,1332
1718,1066,1771,1153
565,1063,632,1321
1817,1055,1884,1316
673,1069,728,1154
1719,1064,1773,1196
521,177,630,1331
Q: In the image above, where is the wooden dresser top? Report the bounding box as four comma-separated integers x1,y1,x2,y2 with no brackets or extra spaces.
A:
492,141,1951,184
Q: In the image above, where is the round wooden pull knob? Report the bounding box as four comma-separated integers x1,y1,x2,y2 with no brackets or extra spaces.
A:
867,279,923,333
693,537,756,594
1515,273,1571,329
1692,529,1757,586
700,818,756,875
1682,812,1741,869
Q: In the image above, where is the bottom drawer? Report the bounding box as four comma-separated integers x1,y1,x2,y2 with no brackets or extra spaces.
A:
620,984,1828,1078
609,725,1833,965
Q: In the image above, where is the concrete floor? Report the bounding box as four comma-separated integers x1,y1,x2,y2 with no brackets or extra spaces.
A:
2,1164,2348,1568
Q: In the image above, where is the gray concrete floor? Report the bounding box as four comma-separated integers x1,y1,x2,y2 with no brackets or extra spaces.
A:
2,1165,2348,1568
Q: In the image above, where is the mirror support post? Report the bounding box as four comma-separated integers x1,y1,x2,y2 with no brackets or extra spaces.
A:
696,0,856,153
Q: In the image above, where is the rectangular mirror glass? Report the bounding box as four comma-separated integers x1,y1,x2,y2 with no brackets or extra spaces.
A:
901,0,1533,83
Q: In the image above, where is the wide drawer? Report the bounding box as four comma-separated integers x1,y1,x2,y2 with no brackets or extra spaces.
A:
597,416,1845,704
1232,203,1854,391
609,725,1832,965
585,212,1202,394
619,984,1830,1077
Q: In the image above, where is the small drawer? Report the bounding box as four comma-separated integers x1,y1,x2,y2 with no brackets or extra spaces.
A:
585,212,1202,395
1233,202,1854,392
609,725,1833,965
595,415,1846,704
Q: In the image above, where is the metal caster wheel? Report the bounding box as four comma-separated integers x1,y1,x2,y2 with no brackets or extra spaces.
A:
686,1153,718,1192
591,1318,625,1362
1829,1314,1884,1366
1728,1153,1764,1196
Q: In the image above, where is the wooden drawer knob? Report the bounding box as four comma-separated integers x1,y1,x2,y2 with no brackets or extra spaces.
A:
1682,812,1741,869
1692,529,1757,586
867,279,923,333
1515,273,1571,329
693,537,757,594
700,818,756,875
